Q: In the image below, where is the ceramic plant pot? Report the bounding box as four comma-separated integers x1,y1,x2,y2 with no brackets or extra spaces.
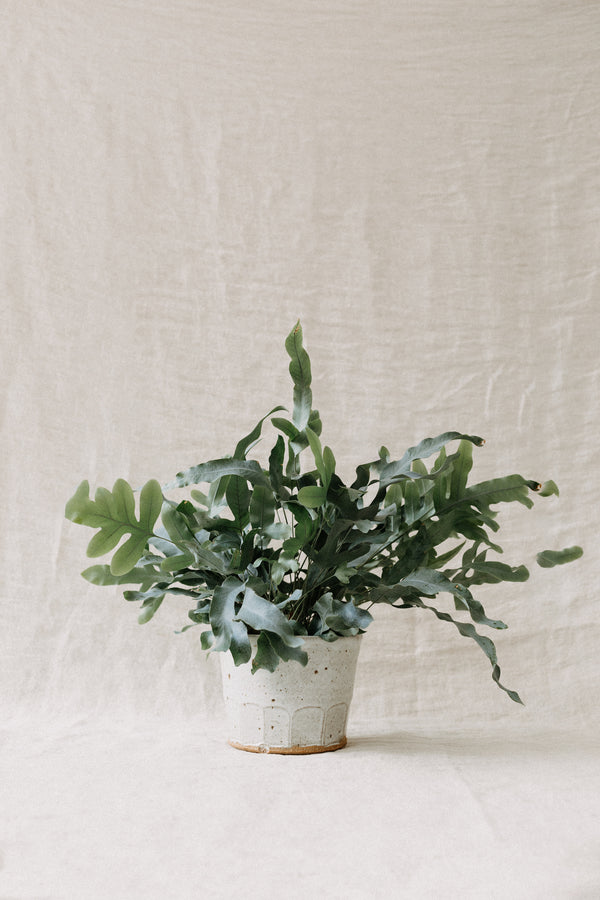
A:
220,634,362,754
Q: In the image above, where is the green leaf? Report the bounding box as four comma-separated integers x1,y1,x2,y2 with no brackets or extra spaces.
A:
308,408,322,436
262,632,308,667
323,446,336,485
461,560,530,586
161,501,194,546
160,552,195,573
379,433,484,486
209,577,251,663
190,489,209,507
411,597,523,704
450,440,474,500
536,546,583,568
271,417,299,440
537,480,559,497
65,478,163,577
462,475,535,509
139,479,164,531
121,584,169,623
429,541,466,569
400,568,507,629
297,485,327,508
403,478,435,526
226,475,251,528
270,555,299,587
233,406,286,459
285,320,313,431
263,522,292,540
251,632,280,673
283,501,315,543
236,587,305,647
306,426,329,487
165,459,269,490
249,484,276,529
324,598,373,635
200,630,215,651
81,564,159,587
137,592,165,624
268,434,289,499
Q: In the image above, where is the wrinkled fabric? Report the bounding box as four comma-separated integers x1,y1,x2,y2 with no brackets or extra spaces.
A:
1,2,598,897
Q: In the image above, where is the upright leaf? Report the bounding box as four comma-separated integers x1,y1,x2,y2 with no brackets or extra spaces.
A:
226,476,251,528
249,484,276,529
450,440,474,500
268,434,289,500
285,320,312,431
233,406,286,460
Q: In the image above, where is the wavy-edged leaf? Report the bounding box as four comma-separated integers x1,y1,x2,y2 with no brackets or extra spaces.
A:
120,584,169,624
308,408,322,437
209,577,251,663
81,564,159,588
251,631,280,673
379,433,484,486
271,417,299,440
429,541,466,570
324,597,373,634
267,635,308,666
536,546,583,568
400,568,507,630
285,320,312,431
462,475,535,509
236,587,305,647
165,459,269,490
409,597,523,704
65,478,163,577
460,560,530,586
137,590,166,624
233,405,286,459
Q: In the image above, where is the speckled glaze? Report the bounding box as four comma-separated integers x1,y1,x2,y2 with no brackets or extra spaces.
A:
220,635,363,754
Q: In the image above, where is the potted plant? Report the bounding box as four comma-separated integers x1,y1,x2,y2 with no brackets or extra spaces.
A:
65,322,582,753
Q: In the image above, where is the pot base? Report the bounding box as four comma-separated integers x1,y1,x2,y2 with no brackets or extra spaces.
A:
227,737,347,755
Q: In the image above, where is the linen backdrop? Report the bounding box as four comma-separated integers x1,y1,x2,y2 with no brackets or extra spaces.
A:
2,2,598,898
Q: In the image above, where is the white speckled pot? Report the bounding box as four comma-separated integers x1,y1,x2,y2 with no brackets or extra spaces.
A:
220,635,362,754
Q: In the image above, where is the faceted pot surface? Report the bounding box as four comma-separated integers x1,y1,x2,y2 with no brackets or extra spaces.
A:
220,635,363,754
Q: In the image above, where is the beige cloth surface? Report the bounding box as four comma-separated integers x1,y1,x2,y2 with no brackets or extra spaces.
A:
1,2,599,897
